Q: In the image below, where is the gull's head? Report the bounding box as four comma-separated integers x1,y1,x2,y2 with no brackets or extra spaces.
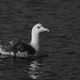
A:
32,23,49,34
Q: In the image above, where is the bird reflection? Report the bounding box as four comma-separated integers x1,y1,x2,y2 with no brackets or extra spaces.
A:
28,60,42,79
24,54,48,79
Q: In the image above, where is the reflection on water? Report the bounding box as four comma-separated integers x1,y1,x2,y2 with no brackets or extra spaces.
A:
0,55,48,80
28,60,42,79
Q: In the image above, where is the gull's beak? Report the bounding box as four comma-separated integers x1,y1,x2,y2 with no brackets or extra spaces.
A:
42,27,50,32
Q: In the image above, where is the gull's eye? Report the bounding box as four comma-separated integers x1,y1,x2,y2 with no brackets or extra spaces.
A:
37,26,40,29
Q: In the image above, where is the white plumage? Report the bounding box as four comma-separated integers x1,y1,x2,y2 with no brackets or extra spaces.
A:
0,23,49,58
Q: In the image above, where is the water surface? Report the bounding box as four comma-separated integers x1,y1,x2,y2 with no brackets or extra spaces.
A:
0,0,80,80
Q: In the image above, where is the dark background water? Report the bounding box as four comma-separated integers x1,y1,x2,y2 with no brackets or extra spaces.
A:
0,0,80,80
